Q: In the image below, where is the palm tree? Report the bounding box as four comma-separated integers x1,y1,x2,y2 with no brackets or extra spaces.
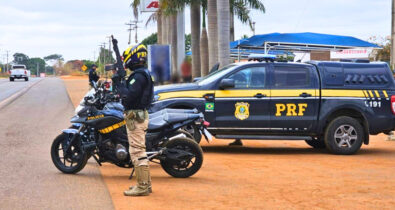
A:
207,0,219,69
190,0,201,78
170,14,178,80
217,0,231,67
200,1,209,76
230,0,265,41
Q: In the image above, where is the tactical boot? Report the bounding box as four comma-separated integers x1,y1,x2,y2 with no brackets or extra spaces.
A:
129,167,152,193
124,166,150,196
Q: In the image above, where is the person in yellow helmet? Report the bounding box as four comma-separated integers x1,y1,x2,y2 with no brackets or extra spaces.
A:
113,44,154,196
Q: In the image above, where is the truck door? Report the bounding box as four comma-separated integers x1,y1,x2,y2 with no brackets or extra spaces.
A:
269,64,319,134
214,65,271,134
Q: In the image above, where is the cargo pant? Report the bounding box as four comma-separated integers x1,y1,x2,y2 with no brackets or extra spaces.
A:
125,110,149,166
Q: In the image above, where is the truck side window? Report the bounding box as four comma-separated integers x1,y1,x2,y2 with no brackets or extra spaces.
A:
227,67,266,89
273,66,311,88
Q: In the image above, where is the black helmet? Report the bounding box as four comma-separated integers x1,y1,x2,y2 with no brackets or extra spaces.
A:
123,44,147,70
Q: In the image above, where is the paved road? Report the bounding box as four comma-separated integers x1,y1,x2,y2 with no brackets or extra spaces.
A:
0,78,41,102
0,78,114,209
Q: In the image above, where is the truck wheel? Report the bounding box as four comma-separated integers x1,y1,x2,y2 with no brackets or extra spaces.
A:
324,116,364,155
9,78,14,82
305,137,326,149
25,77,29,81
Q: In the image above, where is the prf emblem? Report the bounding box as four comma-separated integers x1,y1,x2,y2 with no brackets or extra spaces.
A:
235,102,250,120
275,103,307,117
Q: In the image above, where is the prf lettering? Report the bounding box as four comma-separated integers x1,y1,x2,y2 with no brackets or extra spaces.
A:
275,103,308,116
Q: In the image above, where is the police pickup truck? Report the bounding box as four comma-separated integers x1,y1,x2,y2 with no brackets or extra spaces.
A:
150,60,395,155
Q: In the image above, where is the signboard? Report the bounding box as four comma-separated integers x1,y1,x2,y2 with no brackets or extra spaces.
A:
330,49,373,59
81,65,88,71
147,45,171,84
140,0,159,12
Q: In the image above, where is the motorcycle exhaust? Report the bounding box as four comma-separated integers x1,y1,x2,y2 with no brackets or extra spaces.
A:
169,133,187,141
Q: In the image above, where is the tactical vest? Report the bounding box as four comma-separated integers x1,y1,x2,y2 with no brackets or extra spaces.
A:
128,68,154,109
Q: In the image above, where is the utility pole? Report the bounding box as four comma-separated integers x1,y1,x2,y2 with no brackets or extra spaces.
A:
252,22,256,36
106,36,112,62
126,19,142,44
101,42,107,65
5,50,9,72
126,21,136,45
37,62,39,77
391,0,395,70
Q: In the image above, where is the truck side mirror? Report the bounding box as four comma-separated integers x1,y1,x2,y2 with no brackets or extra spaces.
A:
219,79,235,89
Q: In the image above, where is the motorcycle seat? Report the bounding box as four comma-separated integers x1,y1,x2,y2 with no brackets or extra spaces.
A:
148,114,169,130
149,108,198,119
148,113,202,131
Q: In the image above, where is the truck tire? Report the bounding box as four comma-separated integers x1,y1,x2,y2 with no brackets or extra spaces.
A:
25,77,29,81
324,116,364,155
305,137,326,149
9,78,14,82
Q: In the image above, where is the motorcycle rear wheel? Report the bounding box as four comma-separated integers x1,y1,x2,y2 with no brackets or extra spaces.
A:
51,133,88,174
160,137,203,178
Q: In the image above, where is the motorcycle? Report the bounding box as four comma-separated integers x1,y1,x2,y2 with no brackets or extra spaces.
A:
50,36,212,178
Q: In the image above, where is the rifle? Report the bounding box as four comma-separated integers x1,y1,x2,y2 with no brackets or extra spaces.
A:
111,35,126,78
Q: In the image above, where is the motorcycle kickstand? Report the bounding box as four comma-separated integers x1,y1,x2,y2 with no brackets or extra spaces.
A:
128,167,135,180
91,152,102,166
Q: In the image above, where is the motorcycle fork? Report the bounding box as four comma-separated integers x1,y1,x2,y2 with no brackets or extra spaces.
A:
64,125,85,154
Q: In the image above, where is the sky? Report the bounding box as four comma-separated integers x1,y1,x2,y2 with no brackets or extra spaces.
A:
0,0,391,62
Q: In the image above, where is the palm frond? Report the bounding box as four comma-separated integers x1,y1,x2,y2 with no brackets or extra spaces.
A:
145,12,158,27
130,0,141,19
238,0,265,13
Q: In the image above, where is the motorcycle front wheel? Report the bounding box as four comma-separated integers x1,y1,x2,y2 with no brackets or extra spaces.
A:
160,137,203,178
51,133,88,174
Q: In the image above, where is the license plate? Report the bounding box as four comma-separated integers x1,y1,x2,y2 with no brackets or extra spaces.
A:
203,128,213,142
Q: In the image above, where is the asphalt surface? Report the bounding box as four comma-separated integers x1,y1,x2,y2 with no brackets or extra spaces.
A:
0,78,114,209
0,78,41,102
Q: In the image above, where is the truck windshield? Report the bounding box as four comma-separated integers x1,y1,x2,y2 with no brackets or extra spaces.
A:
198,64,238,86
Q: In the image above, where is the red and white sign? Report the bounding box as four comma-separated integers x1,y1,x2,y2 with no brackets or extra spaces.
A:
330,48,372,59
140,0,159,12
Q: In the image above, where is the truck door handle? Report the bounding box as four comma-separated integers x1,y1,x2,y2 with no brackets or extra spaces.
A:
254,93,266,98
299,92,312,98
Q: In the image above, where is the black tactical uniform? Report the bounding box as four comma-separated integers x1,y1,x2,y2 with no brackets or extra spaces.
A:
89,68,99,84
118,68,154,111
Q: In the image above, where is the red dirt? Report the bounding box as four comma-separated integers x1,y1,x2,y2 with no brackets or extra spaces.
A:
63,78,395,210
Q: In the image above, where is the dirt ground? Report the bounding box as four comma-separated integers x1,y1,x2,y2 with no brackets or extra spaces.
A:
63,78,395,210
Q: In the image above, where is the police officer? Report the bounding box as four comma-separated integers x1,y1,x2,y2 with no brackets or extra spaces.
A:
113,44,154,196
89,64,99,86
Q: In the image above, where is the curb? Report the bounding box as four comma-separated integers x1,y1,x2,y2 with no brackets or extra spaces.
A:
0,78,44,110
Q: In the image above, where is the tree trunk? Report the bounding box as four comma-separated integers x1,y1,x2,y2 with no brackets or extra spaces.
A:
161,15,168,44
167,15,172,45
217,0,230,67
171,14,178,81
200,27,209,76
230,11,234,42
190,1,201,78
207,0,218,69
157,13,162,44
